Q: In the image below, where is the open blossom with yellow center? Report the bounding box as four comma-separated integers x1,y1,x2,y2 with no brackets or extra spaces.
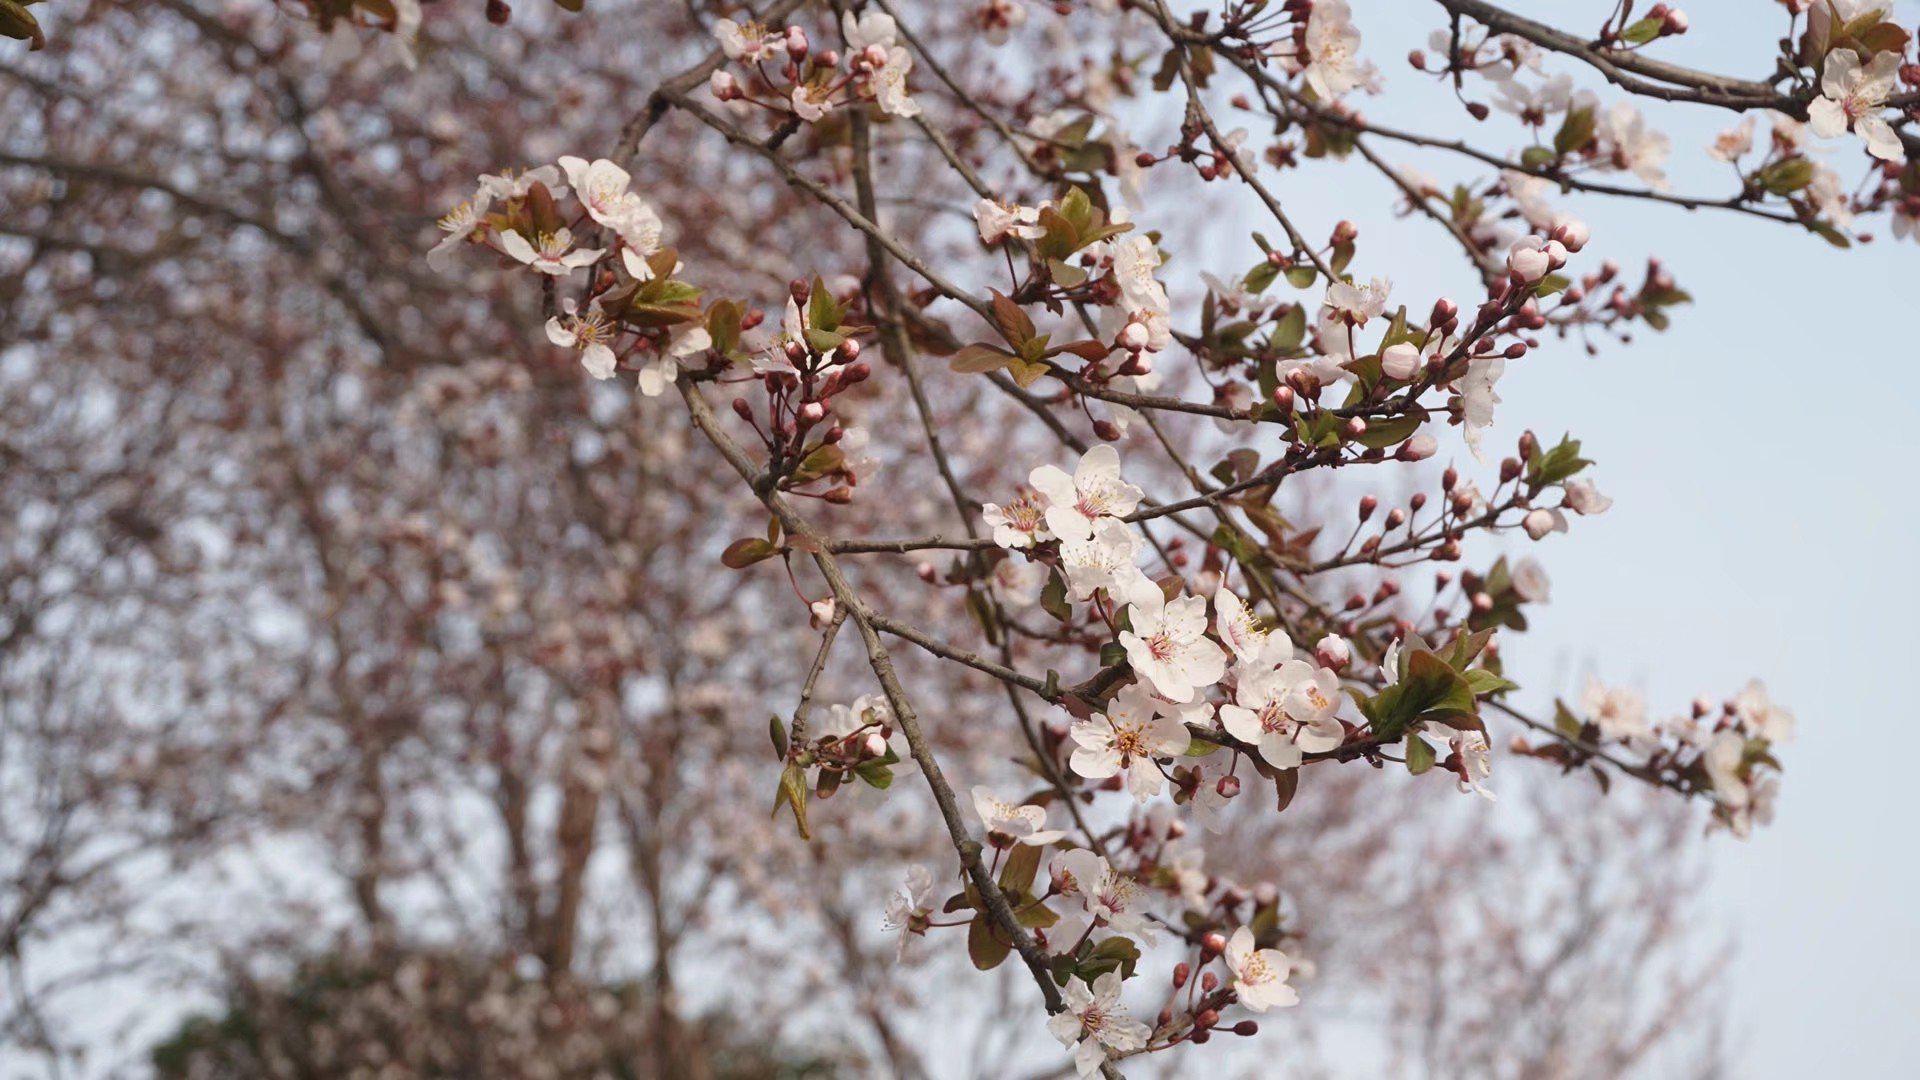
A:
1221,657,1344,770
982,488,1053,549
1046,971,1150,1078
1068,682,1189,801
970,786,1065,847
545,302,617,380
499,227,602,277
426,191,492,272
1050,850,1153,939
1118,581,1225,705
1029,444,1143,543
1225,926,1300,1012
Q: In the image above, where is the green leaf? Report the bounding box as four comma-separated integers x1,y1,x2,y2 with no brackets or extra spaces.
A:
1405,734,1436,775
1040,570,1072,623
999,842,1044,894
1621,17,1663,44
967,913,1012,970
1553,106,1597,156
949,342,1019,374
769,715,788,760
1525,434,1592,487
1361,649,1477,740
1271,304,1307,352
721,537,779,569
1354,411,1426,450
772,762,811,840
989,289,1037,348
1242,259,1281,295
853,761,895,789
1758,157,1814,196
807,277,842,333
1284,265,1317,289
1464,668,1518,696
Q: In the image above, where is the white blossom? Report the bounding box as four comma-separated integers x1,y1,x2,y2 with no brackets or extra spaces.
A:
975,198,1044,245
1046,970,1150,1077
1582,679,1651,742
498,228,602,277
971,786,1066,846
1510,556,1551,603
1219,656,1344,770
1069,682,1190,800
1302,0,1367,101
879,865,933,960
1118,580,1227,704
1029,444,1143,543
1225,926,1299,1011
544,300,618,380
1808,49,1904,162
427,191,491,273
982,488,1054,549
1059,518,1150,601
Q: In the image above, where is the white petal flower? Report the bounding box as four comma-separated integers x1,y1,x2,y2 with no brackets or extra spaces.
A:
990,558,1048,609
1059,518,1150,601
1810,50,1904,162
1302,0,1366,101
499,227,603,277
1029,444,1143,543
971,786,1066,846
975,198,1045,245
1732,679,1795,743
1118,580,1226,704
1458,355,1505,460
1069,682,1191,800
880,864,933,960
426,190,492,273
1047,971,1151,1078
1582,679,1650,742
982,487,1053,549
1563,478,1613,515
1225,926,1299,1011
1219,658,1344,770
544,300,618,380
1510,556,1551,603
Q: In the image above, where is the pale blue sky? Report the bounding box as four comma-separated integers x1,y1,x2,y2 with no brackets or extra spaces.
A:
1229,3,1920,1074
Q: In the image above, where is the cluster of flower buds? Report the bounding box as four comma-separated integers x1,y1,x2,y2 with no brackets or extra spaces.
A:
708,12,920,123
730,279,875,502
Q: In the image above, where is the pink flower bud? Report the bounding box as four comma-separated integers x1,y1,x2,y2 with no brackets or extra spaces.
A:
1216,773,1241,798
1397,433,1438,461
1117,320,1151,352
710,70,741,101
1381,342,1421,380
1315,634,1351,670
1522,508,1565,540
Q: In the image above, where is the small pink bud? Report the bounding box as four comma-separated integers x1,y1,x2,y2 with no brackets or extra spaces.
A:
1315,634,1351,670
1522,508,1562,540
